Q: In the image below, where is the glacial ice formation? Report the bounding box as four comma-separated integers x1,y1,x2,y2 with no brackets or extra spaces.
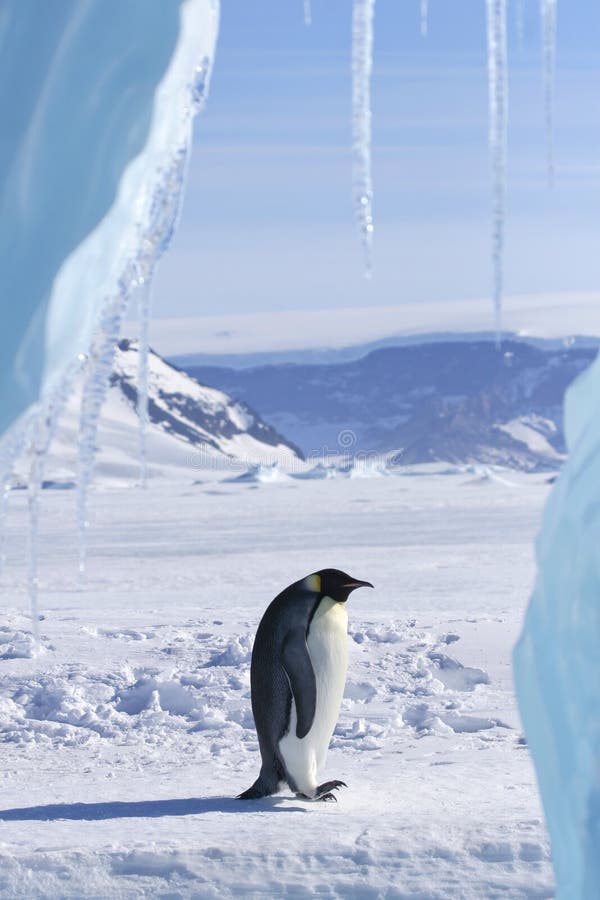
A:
514,351,600,897
2,2,187,443
0,0,219,578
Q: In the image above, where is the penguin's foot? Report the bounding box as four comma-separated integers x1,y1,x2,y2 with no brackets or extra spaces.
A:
315,780,347,801
237,786,267,800
237,779,275,800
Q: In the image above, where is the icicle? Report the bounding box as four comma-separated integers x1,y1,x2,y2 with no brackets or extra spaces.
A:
128,57,212,494
25,398,66,639
515,0,525,49
303,0,312,26
137,279,152,488
76,52,211,576
0,425,24,580
0,392,67,616
420,0,428,37
540,0,557,187
352,0,375,278
0,479,9,578
486,0,508,345
27,453,43,641
77,294,131,580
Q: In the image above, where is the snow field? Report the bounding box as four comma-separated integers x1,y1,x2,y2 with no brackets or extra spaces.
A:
0,474,553,897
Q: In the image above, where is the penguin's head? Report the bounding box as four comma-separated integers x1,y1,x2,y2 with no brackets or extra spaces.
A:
305,568,373,603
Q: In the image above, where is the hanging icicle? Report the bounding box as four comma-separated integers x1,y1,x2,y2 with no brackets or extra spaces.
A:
76,56,213,576
420,0,428,37
137,280,151,489
515,0,525,49
77,290,131,580
76,57,210,576
540,0,557,187
26,393,67,638
27,449,43,642
0,426,25,580
130,58,212,497
303,0,312,26
485,0,508,344
0,410,41,622
0,479,9,578
352,0,375,278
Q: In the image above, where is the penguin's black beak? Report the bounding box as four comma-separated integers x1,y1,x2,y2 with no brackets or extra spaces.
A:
343,579,374,591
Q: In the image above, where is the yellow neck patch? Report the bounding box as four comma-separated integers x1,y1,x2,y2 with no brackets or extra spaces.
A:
305,573,322,593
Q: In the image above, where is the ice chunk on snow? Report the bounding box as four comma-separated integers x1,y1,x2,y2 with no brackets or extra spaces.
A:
349,457,390,479
223,463,287,485
291,462,339,481
514,350,600,897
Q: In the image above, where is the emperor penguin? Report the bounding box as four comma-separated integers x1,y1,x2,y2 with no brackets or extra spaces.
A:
238,568,373,802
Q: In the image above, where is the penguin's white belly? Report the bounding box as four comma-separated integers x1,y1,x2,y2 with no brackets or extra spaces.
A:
279,598,348,796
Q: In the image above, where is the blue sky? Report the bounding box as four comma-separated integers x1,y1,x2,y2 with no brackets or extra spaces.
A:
152,0,600,322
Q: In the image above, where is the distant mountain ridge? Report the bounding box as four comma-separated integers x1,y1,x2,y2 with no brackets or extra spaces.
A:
144,292,600,363
171,332,600,370
185,340,598,471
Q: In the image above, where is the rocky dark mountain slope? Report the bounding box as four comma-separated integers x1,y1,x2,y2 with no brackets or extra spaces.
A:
185,341,597,470
113,340,301,460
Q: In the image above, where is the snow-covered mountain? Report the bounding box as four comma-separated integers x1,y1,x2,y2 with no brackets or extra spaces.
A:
186,340,598,471
41,340,301,485
111,340,301,461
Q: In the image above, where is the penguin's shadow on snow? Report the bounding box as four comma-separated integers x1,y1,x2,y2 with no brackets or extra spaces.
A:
0,796,307,822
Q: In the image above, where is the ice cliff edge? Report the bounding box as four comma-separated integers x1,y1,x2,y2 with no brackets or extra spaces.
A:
514,348,600,897
0,0,218,459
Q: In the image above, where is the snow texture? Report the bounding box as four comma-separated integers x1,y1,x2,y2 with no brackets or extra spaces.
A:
514,349,600,898
0,472,553,897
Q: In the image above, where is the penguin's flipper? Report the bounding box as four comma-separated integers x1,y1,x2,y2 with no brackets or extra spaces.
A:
281,628,316,739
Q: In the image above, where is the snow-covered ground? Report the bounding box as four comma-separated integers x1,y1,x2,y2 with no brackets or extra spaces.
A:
0,473,554,898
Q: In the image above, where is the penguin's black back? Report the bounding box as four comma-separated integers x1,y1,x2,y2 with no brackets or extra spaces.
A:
250,579,319,765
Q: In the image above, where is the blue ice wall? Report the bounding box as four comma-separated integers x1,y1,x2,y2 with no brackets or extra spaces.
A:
514,350,600,898
0,0,183,435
